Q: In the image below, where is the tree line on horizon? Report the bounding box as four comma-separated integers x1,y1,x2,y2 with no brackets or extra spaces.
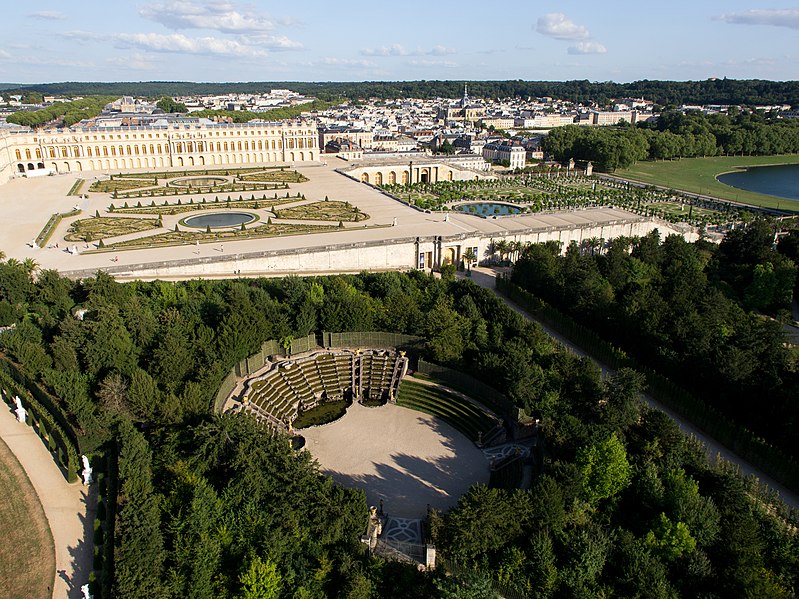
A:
4,78,799,107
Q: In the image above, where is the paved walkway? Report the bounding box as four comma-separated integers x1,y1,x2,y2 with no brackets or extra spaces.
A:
0,403,95,599
466,267,799,510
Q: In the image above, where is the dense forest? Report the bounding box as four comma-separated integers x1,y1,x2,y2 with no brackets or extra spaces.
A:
5,96,117,128
0,260,797,597
4,78,799,106
511,220,799,465
543,110,799,171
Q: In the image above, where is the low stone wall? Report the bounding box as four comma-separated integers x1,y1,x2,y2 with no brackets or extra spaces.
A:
59,213,695,280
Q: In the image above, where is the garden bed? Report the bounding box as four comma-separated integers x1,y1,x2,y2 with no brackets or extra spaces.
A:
292,400,349,429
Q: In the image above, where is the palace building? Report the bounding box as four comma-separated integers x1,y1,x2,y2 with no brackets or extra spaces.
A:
0,120,320,183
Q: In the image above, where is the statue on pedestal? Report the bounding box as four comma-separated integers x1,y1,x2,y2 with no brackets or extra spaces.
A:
81,455,93,486
81,583,93,599
367,505,383,553
14,396,27,424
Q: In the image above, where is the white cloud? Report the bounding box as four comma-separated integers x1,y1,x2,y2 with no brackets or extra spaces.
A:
318,57,376,67
568,41,608,55
361,44,456,57
113,32,271,58
719,8,799,29
28,10,67,20
408,59,459,68
139,1,288,34
107,53,159,71
536,13,590,40
361,44,409,56
0,50,11,59
428,45,456,56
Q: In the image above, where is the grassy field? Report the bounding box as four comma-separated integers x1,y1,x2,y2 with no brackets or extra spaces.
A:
0,437,55,599
616,155,799,211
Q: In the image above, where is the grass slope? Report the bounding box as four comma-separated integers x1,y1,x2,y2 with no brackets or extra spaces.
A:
396,379,495,442
617,154,799,211
0,437,55,599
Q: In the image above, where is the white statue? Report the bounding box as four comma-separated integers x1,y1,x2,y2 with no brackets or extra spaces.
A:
14,396,26,424
81,583,93,599
81,455,93,486
392,217,397,227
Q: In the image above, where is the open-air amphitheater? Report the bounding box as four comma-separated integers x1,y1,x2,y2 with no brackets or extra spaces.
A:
220,332,528,563
0,123,700,280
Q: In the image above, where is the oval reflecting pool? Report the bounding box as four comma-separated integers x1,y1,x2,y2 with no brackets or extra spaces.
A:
458,202,521,217
182,212,257,228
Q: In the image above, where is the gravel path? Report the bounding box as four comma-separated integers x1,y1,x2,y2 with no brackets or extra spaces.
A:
467,267,799,510
302,401,489,519
0,404,95,599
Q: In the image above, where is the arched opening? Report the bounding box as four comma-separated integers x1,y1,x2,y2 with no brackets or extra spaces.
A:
17,164,25,173
51,162,59,172
388,171,396,184
26,162,34,171
75,161,82,172
374,172,383,185
89,160,95,170
289,152,295,162
199,156,205,166
188,156,195,166
37,162,45,170
309,151,314,161
361,172,369,183
177,156,184,167
401,171,409,185
62,162,71,172
447,171,453,181
420,168,430,183
443,247,456,265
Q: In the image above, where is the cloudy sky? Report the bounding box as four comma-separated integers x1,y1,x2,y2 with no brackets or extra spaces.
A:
0,1,796,83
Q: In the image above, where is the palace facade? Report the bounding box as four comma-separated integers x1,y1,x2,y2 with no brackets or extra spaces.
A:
0,121,320,183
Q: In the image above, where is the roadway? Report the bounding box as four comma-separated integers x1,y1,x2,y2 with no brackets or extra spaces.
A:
465,266,799,510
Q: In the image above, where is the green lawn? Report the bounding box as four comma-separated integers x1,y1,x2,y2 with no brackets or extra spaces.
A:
0,437,54,599
616,155,799,211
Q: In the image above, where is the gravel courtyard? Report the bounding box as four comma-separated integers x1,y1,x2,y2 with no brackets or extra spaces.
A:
301,402,490,519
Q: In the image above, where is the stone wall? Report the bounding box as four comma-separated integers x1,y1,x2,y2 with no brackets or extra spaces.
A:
59,214,696,280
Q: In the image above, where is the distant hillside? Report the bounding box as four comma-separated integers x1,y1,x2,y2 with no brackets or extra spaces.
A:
0,83,22,91
3,79,799,107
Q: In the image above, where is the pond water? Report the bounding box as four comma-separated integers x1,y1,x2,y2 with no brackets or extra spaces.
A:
183,212,256,228
716,164,799,202
457,202,521,217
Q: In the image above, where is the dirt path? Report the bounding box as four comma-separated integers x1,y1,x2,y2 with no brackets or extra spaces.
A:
466,267,799,510
0,404,95,599
302,402,489,519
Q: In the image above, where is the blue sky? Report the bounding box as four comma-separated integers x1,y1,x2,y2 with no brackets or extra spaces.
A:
0,1,797,84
